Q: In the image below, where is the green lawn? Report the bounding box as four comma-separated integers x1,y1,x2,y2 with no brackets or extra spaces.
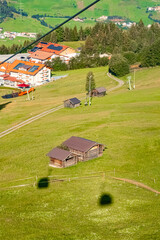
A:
0,66,160,239
0,0,156,34
0,36,35,47
59,41,84,49
0,16,49,33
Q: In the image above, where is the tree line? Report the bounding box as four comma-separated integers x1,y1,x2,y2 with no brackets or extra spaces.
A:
45,55,109,71
0,0,28,24
44,21,160,75
1,20,160,76
0,40,32,54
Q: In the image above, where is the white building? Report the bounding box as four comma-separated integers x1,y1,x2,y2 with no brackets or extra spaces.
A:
0,60,51,86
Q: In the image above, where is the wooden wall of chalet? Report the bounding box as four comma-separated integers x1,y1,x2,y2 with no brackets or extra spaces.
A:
92,90,106,97
64,100,80,108
49,156,77,168
64,156,77,167
50,158,62,167
68,144,104,162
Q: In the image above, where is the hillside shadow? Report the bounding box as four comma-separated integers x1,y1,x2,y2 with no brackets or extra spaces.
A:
0,101,12,111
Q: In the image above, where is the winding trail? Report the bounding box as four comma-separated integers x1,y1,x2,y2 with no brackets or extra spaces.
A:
107,72,124,92
111,176,160,195
0,73,124,139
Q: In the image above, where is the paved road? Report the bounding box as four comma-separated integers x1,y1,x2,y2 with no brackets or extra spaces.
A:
0,53,29,63
0,72,124,139
107,72,124,92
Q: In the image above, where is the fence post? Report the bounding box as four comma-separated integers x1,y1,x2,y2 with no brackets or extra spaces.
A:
102,172,106,181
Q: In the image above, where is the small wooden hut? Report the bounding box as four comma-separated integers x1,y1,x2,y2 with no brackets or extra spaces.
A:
64,97,81,108
63,136,105,162
47,147,77,168
91,87,107,97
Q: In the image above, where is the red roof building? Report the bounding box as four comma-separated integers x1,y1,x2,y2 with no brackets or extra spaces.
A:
0,60,51,86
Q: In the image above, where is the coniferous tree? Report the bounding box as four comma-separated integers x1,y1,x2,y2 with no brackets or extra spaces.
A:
84,36,94,55
85,71,96,93
79,26,85,40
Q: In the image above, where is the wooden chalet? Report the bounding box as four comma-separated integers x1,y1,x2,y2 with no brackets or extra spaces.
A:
47,147,77,168
91,87,107,97
63,136,105,162
64,97,81,108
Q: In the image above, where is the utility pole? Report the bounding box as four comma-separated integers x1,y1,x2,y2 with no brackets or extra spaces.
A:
26,88,30,101
89,75,91,106
133,69,136,89
127,76,132,90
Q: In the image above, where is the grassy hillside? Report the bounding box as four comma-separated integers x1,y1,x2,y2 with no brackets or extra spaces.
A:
0,66,160,239
0,0,158,33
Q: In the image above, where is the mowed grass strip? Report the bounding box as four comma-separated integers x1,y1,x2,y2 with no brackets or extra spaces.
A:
0,66,160,239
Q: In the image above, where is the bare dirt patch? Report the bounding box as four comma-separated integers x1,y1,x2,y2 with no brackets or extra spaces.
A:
111,176,160,195
77,0,84,9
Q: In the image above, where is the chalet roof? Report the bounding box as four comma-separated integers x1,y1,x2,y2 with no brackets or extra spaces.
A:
4,76,24,83
47,147,72,161
40,42,68,55
0,60,45,76
64,97,81,105
29,50,53,60
0,74,24,83
0,62,12,73
63,136,100,152
95,87,107,93
9,60,45,76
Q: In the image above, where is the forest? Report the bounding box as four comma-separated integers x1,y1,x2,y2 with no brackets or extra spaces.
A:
1,20,160,76
44,21,160,75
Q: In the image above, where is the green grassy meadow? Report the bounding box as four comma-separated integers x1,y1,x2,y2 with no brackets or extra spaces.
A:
0,66,160,239
0,0,156,34
59,41,84,49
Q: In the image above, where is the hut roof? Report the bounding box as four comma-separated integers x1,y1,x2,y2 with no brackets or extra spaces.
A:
47,147,72,161
95,87,106,93
63,136,100,152
64,97,81,105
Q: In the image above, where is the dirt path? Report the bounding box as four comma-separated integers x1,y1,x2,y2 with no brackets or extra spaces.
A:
107,72,124,92
111,176,160,195
0,105,63,139
0,73,124,139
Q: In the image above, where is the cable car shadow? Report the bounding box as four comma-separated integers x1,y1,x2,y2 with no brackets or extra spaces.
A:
99,193,113,206
37,177,49,189
0,101,12,111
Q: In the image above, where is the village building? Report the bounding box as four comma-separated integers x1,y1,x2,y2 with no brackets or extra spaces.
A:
64,97,81,108
28,50,53,64
0,60,51,86
47,147,78,168
73,17,84,22
96,15,108,22
63,136,105,162
91,87,107,97
29,42,78,64
0,74,24,88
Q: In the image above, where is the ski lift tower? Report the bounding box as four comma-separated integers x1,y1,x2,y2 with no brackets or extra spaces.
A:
127,76,132,90
133,69,136,89
89,75,92,106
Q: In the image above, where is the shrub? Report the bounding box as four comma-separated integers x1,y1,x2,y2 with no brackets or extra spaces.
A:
109,54,130,77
